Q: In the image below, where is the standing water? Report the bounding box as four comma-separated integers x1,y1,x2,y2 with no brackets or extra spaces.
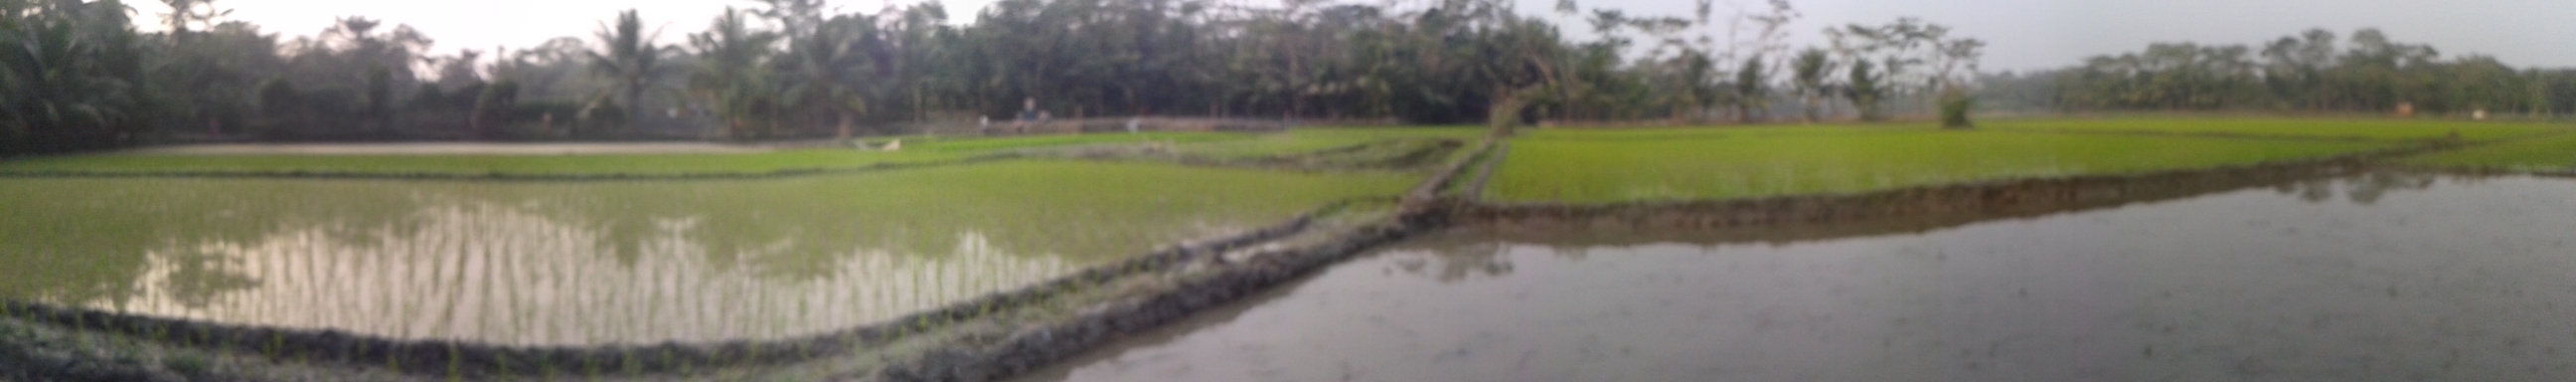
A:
0,161,1406,346
1025,173,2576,381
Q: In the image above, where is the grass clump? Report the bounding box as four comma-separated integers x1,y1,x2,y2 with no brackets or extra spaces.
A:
1491,126,2392,203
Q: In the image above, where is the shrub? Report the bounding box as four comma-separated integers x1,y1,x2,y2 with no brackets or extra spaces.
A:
1939,90,1976,129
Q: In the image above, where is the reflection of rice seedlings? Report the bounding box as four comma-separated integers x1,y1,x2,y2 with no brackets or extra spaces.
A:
69,202,1083,345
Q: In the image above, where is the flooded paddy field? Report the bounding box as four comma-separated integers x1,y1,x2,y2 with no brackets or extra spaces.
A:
1027,173,2576,382
0,160,1412,346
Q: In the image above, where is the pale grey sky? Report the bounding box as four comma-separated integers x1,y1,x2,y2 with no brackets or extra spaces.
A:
149,0,2576,72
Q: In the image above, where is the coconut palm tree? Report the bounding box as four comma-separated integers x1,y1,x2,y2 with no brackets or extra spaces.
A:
688,7,780,138
0,0,147,156
587,9,670,137
774,14,878,139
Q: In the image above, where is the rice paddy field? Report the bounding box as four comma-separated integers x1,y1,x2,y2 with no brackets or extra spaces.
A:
0,128,1496,177
1035,172,2576,382
2399,131,2576,172
1489,125,2381,203
0,132,1236,177
0,160,1413,345
1981,117,2564,141
1482,118,2575,203
4,117,2573,380
1167,126,1483,159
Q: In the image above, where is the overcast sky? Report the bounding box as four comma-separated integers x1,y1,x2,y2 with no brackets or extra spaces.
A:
148,0,2576,72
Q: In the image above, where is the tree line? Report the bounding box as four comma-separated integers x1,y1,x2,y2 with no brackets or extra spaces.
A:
1992,28,2576,117
2,0,1983,156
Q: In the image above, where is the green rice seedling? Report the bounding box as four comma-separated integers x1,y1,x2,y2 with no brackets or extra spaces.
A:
1493,123,2394,203
0,160,1417,346
261,332,283,361
447,345,465,382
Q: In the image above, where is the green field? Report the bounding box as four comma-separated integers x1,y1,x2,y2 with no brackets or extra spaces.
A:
1982,118,2563,141
0,132,1241,177
2400,132,2576,172
1172,126,1483,159
0,149,985,176
0,129,1493,177
1490,126,2396,203
6,118,2564,202
869,131,1246,153
1516,124,1938,141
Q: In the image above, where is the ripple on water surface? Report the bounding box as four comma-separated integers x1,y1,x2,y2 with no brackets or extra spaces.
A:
1027,173,2576,382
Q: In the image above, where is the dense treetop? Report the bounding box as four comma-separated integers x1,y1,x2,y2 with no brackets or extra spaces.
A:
9,0,1982,156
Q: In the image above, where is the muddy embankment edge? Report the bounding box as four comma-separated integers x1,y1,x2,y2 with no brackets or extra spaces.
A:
853,135,1504,381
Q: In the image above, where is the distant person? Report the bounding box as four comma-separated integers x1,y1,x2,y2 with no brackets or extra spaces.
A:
1127,116,1141,133
1016,97,1038,133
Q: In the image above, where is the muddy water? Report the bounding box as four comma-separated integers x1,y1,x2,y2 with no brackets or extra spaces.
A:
0,161,1406,346
1026,173,2576,382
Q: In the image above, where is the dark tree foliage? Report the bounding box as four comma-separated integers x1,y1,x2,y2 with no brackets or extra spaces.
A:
2036,28,2566,117
4,0,2014,155
1,0,150,156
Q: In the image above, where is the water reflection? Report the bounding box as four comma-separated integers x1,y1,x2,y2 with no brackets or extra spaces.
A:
109,202,1070,345
1031,174,2576,382
1387,240,1512,282
2273,171,2437,205
0,161,1399,345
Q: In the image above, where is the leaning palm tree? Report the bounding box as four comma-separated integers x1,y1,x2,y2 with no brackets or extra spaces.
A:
587,9,669,137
